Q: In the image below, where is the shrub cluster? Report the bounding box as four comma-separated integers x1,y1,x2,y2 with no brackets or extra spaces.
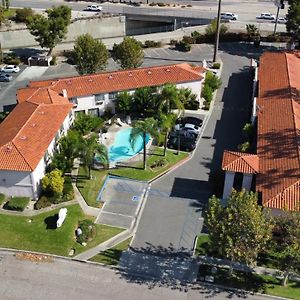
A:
76,219,96,244
34,195,52,210
150,158,166,169
176,40,191,52
15,8,34,23
3,53,21,65
5,197,30,211
0,193,6,205
202,71,222,110
143,40,162,48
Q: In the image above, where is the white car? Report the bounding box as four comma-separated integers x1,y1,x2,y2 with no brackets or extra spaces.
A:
175,123,201,136
256,13,276,20
221,12,238,21
1,65,20,73
84,5,102,11
272,17,287,24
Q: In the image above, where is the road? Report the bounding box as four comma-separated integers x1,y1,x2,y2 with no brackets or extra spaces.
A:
10,0,288,31
0,251,277,300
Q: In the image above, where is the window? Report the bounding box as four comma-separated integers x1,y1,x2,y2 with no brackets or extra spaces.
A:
88,108,99,117
70,98,78,106
109,92,117,100
95,93,105,105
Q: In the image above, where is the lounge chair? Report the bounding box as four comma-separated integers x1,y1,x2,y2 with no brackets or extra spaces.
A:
116,118,124,127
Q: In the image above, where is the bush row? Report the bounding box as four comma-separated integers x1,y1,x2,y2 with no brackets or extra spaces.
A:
201,71,222,110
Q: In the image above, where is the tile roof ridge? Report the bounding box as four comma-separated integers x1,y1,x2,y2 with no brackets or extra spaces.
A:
11,139,34,171
265,179,300,208
242,154,259,173
24,87,42,104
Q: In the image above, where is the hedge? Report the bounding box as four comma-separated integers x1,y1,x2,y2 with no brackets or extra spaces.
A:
34,195,52,210
0,193,6,205
5,197,30,211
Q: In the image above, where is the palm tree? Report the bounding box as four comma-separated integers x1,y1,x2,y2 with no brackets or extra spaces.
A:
159,84,184,116
80,134,108,178
129,118,157,170
157,113,176,156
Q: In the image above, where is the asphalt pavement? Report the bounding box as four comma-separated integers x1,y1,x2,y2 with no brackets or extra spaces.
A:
0,250,279,300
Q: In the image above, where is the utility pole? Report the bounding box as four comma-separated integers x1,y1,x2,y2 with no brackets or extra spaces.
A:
273,6,280,35
213,0,222,62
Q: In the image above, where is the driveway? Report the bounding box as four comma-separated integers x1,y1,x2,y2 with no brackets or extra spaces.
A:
120,42,271,280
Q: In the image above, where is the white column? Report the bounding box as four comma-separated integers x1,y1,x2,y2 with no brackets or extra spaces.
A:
223,171,235,199
242,173,253,191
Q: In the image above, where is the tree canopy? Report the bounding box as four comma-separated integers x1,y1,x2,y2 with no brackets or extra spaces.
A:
26,5,71,54
205,190,273,268
286,0,300,43
73,34,109,75
112,37,144,69
42,168,64,196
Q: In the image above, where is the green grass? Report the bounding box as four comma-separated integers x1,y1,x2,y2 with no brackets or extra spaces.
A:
76,167,108,208
76,147,188,207
89,237,132,265
0,193,6,206
199,265,300,299
5,197,30,211
110,147,188,181
3,8,16,18
0,204,124,256
195,234,211,256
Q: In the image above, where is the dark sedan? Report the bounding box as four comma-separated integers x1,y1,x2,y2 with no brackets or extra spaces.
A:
167,136,196,152
0,74,12,82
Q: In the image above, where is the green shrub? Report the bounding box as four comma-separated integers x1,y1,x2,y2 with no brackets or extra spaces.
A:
238,141,250,152
187,4,192,7
205,71,222,91
157,2,166,6
0,193,6,205
149,2,156,6
265,34,280,42
15,8,33,23
5,197,30,211
3,53,21,65
77,219,96,244
144,40,162,48
34,195,52,210
50,55,57,65
150,158,167,169
182,35,194,44
212,62,221,69
184,97,200,110
176,40,191,52
201,84,213,101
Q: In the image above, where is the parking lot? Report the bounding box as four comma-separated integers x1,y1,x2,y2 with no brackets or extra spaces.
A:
95,176,149,229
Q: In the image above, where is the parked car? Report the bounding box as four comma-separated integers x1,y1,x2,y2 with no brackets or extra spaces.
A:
84,5,102,11
167,136,196,152
221,12,238,21
256,13,276,20
1,65,20,73
169,130,197,140
175,123,201,136
272,17,287,24
177,116,203,128
0,74,12,82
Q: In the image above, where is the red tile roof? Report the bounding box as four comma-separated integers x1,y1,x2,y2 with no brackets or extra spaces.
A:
222,150,259,174
26,63,204,99
257,51,300,211
0,102,73,171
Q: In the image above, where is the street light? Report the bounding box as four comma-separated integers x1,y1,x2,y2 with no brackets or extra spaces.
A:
213,0,222,62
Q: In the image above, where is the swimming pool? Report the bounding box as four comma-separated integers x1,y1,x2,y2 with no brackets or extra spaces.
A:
108,127,150,162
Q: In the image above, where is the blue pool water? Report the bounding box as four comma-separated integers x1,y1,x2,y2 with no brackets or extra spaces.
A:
108,127,150,162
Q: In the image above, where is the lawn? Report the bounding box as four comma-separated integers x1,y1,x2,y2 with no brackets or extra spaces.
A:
89,237,132,265
110,147,189,181
76,167,108,208
0,204,124,256
198,265,300,299
76,147,188,207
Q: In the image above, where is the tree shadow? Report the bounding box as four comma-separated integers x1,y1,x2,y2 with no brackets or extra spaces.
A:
44,214,58,230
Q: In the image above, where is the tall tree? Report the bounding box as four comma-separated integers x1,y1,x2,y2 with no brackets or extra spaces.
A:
276,211,300,286
133,87,159,117
26,5,71,55
205,190,273,270
286,0,300,44
73,34,109,75
112,37,144,69
116,91,133,115
157,113,176,156
159,84,184,115
130,118,157,170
